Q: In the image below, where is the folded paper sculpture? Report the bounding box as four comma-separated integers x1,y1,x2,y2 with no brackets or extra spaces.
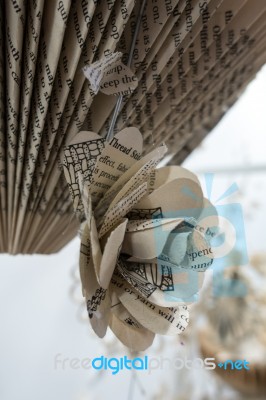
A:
63,127,217,350
1,0,266,253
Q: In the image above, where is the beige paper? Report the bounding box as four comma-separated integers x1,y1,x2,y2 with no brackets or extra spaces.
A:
94,218,128,289
62,126,216,347
0,1,265,264
135,178,203,219
122,218,184,259
109,313,155,351
116,259,204,307
80,222,110,338
63,131,105,215
98,181,148,237
111,272,190,335
89,127,143,204
95,144,167,222
109,288,157,351
83,51,138,96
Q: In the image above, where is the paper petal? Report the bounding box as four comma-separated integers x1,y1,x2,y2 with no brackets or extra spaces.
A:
89,127,143,205
79,223,110,338
109,314,155,351
111,272,189,335
161,231,191,265
98,219,128,289
95,144,167,220
122,218,184,259
110,291,155,350
125,218,184,232
79,222,91,297
148,166,201,194
117,259,203,307
90,215,102,280
63,131,105,214
182,230,214,271
197,197,219,235
99,182,148,237
135,178,203,219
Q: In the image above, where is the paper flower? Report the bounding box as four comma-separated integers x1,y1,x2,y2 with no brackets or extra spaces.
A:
63,127,216,350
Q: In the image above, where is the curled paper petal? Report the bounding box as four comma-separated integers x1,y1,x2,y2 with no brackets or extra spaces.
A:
183,230,214,271
161,231,191,265
122,218,184,259
63,127,217,350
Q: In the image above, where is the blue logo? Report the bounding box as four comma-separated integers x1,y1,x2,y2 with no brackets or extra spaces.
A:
217,359,250,370
152,173,248,302
91,355,148,375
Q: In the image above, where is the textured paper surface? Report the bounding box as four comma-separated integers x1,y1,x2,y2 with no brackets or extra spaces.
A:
83,51,138,96
1,0,266,254
62,126,218,349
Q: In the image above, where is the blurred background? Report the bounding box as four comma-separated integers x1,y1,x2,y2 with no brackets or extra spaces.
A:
0,65,266,400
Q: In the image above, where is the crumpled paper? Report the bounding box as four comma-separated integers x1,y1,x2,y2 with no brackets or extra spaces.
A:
63,127,217,350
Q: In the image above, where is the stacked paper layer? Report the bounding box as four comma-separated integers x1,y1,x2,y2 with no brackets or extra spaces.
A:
0,0,265,253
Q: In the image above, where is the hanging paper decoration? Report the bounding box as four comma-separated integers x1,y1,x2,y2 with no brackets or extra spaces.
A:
63,127,218,350
82,51,138,96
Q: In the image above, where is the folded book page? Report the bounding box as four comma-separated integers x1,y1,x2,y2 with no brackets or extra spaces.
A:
0,0,265,258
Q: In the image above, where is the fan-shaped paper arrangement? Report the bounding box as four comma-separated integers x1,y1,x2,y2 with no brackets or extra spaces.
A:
0,0,266,253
